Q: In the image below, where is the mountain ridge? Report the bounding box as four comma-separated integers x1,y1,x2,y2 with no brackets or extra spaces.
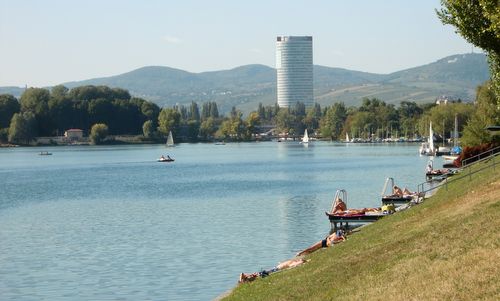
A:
0,53,490,114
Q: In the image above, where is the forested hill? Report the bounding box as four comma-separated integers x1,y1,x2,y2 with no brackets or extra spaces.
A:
1,53,489,113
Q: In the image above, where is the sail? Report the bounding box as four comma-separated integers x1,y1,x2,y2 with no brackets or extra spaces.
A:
346,132,350,142
166,131,174,147
302,129,309,143
453,114,458,147
429,122,434,154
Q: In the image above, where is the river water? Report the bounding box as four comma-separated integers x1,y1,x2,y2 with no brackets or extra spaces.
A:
0,142,436,300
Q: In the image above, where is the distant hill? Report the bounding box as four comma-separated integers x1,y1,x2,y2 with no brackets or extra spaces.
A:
0,53,490,114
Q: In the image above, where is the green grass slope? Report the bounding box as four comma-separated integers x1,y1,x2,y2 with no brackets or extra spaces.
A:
224,159,500,300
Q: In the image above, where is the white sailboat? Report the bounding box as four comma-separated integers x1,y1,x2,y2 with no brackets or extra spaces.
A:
428,121,435,155
301,129,309,144
345,132,350,143
166,131,174,147
419,122,436,156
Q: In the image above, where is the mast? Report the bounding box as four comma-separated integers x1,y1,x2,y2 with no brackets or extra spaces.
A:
454,114,458,147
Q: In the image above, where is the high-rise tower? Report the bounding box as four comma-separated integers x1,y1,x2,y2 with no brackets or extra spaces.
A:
276,36,313,108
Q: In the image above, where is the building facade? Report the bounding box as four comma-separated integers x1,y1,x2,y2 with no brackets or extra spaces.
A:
276,36,313,108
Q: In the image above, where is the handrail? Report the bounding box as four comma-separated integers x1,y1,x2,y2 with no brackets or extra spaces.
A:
417,151,498,196
461,145,500,167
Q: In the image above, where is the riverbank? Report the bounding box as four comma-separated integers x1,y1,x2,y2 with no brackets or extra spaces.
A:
223,158,500,300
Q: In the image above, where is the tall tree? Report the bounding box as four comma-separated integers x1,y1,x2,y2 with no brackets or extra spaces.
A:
0,94,20,128
20,88,51,135
8,112,37,144
438,0,500,101
158,108,181,137
320,102,347,140
461,81,499,145
89,123,108,145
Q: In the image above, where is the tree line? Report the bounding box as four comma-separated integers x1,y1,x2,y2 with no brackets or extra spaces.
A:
0,81,497,146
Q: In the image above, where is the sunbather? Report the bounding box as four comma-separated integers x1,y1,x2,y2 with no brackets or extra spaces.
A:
393,185,403,196
296,230,346,256
332,197,347,213
238,258,308,283
332,207,380,215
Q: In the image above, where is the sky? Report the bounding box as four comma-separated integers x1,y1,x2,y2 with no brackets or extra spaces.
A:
0,0,474,87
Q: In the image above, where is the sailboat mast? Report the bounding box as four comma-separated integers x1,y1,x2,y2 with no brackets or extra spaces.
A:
454,114,458,147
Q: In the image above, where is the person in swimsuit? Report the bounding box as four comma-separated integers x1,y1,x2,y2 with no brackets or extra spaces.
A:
296,230,346,256
332,197,347,213
238,258,308,283
393,185,404,196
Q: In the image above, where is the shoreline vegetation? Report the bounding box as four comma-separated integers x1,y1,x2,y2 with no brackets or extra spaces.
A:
1,83,490,148
222,157,500,300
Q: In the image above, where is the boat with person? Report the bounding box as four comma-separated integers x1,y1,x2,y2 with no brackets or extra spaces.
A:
157,155,174,162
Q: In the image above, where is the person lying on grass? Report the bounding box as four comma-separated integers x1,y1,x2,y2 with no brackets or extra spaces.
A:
239,257,309,283
296,230,346,256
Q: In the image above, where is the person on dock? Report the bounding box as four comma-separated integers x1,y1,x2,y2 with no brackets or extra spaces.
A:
296,230,346,256
332,197,347,213
393,185,417,197
238,258,308,283
393,185,404,196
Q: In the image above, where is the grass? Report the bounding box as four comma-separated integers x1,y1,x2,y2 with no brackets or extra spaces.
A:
223,159,500,300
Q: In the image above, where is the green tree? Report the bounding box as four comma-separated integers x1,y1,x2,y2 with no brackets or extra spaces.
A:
275,108,295,136
51,85,69,101
186,120,200,141
461,81,499,146
142,120,155,138
438,0,500,100
90,123,108,145
8,112,37,144
20,88,51,135
320,102,347,140
158,108,181,137
245,111,261,138
199,117,217,140
0,94,20,128
140,101,160,126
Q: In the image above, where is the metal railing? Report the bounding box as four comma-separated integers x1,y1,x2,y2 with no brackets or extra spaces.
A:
417,148,499,196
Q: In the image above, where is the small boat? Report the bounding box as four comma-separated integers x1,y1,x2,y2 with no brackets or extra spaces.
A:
157,155,174,162
300,129,309,144
166,131,174,147
39,151,52,155
419,122,436,156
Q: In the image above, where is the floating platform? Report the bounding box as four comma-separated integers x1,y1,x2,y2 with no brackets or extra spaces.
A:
381,195,414,206
325,212,386,231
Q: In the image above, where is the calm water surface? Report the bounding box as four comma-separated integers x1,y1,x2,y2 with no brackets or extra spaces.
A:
0,142,436,300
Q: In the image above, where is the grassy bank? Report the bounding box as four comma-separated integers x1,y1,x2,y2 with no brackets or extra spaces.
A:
224,159,500,300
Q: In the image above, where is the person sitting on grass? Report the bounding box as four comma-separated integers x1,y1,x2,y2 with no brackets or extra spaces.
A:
238,258,308,283
296,230,346,256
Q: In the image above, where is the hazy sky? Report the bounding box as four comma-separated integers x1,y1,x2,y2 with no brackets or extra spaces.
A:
0,0,473,87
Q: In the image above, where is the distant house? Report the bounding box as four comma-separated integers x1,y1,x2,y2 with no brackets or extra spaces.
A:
436,95,463,105
64,129,83,141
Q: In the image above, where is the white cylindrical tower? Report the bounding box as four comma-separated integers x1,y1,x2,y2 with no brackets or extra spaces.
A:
276,36,313,108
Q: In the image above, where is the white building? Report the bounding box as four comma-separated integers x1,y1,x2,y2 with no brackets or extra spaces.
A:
276,36,313,108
